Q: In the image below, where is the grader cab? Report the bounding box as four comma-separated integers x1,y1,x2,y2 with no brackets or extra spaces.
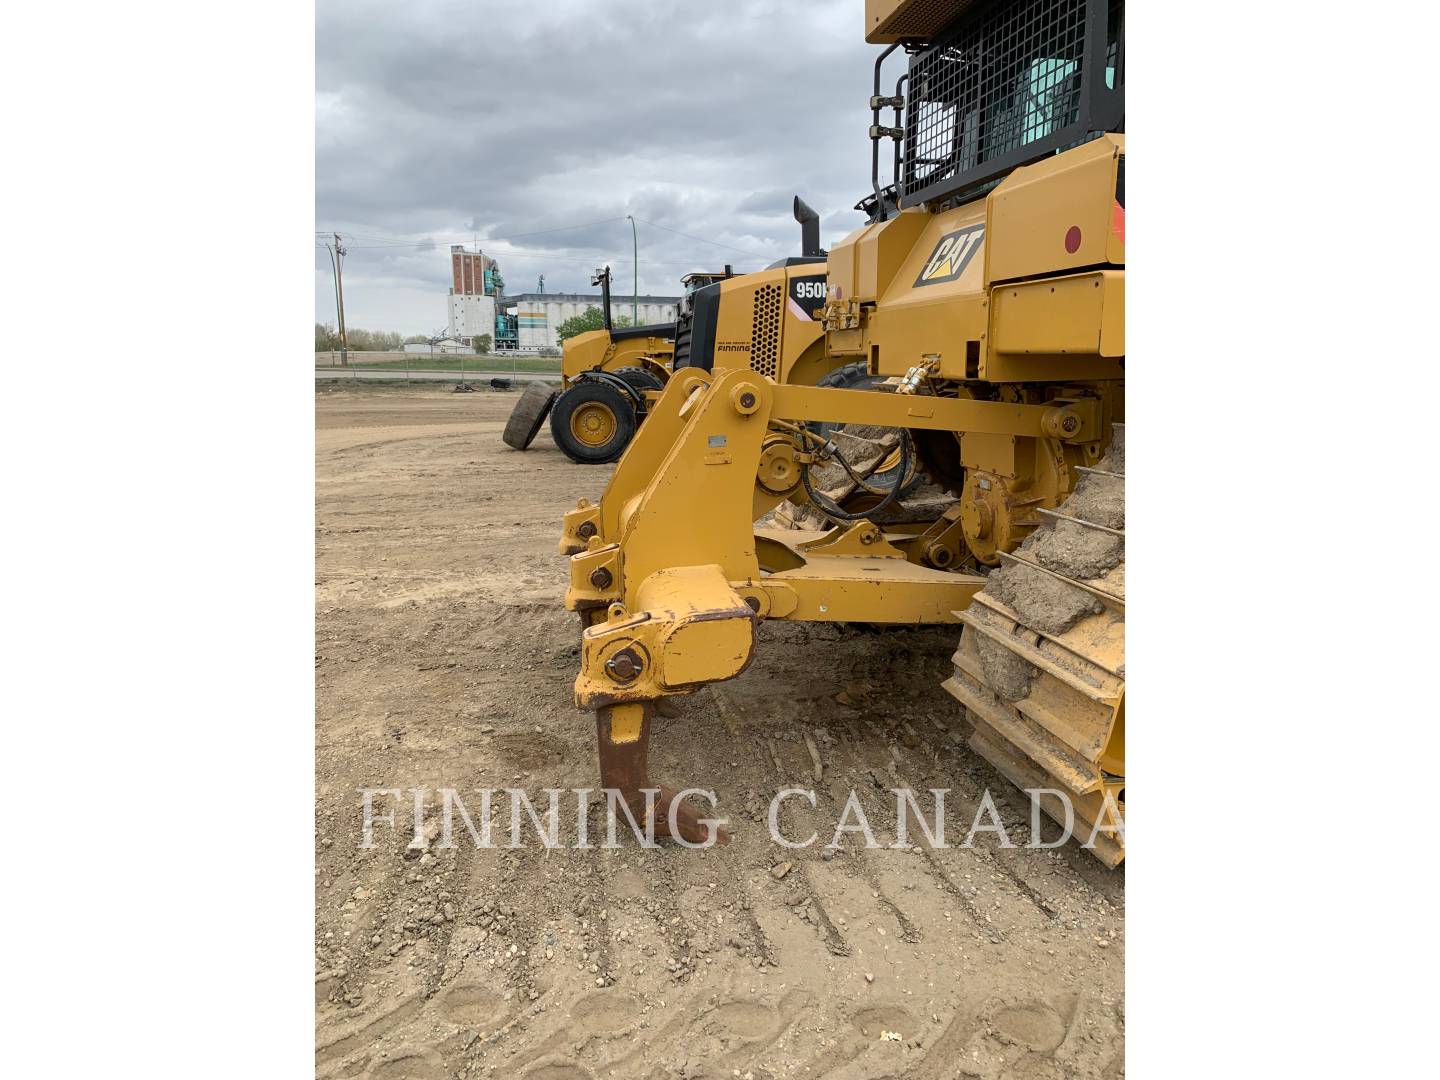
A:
560,0,1125,862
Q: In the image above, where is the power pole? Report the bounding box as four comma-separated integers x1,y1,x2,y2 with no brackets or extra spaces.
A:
323,240,342,366
626,215,638,326
333,232,350,367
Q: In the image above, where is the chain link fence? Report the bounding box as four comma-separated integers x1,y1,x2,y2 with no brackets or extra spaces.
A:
314,350,563,386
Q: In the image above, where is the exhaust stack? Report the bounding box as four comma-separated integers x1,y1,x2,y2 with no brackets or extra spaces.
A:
793,196,822,257
590,265,613,331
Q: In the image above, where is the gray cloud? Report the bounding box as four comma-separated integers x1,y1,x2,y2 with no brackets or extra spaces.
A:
317,0,882,333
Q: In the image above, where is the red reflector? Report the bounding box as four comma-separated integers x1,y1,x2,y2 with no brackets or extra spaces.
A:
1064,225,1082,254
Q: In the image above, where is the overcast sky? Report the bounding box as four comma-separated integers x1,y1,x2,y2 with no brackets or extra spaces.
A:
316,0,882,335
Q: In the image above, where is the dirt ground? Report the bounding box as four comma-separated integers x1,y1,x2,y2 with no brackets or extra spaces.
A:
315,388,1124,1080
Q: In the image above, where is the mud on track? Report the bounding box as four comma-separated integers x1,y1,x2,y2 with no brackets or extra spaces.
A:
316,388,1124,1079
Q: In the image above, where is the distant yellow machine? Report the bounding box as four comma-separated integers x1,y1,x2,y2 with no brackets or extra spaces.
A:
559,0,1126,863
501,266,680,460
544,267,746,464
506,200,862,463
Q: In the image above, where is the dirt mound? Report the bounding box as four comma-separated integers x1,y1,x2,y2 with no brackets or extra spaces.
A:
988,562,1103,638
974,429,1124,689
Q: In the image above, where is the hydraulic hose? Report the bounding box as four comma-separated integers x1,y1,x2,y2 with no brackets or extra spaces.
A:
800,429,912,523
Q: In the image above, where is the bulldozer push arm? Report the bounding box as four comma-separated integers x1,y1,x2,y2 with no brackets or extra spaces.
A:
560,367,1101,563
564,367,1111,849
562,366,1105,848
564,367,1100,698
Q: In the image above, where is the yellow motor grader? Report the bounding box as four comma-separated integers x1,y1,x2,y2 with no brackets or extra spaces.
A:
501,265,680,461
506,200,870,463
560,0,1125,863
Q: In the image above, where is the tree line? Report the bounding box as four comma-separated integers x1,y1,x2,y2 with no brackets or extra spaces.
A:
316,324,426,352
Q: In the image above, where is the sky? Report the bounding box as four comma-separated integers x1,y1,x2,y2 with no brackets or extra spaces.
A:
316,0,882,335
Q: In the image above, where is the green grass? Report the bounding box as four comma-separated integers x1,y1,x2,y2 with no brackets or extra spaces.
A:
314,378,516,390
317,354,563,373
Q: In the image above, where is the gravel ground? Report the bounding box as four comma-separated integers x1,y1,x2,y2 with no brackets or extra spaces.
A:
315,387,1124,1080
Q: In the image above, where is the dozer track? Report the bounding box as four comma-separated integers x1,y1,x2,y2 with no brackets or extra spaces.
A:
944,425,1125,865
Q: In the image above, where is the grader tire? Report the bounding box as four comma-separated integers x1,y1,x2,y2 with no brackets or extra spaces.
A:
550,380,638,465
502,383,559,450
613,366,665,417
944,424,1126,866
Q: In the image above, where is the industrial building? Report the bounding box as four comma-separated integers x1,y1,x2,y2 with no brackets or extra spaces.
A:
443,244,678,352
448,293,498,344
500,293,680,350
446,246,499,348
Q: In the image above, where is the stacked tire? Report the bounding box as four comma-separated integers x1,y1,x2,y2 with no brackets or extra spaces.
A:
501,383,559,450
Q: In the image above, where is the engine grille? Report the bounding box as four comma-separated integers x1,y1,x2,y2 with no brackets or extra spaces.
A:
900,0,1123,207
750,285,781,379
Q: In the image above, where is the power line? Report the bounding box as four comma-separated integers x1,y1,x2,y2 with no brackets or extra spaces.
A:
333,239,615,256
630,216,775,258
327,245,759,273
316,215,777,261
329,244,605,260
314,215,629,249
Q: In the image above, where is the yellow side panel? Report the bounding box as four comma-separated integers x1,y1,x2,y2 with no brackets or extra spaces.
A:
825,222,871,306
856,208,930,301
561,329,611,381
986,135,1125,285
990,271,1124,357
869,201,989,378
711,275,768,374
777,264,827,381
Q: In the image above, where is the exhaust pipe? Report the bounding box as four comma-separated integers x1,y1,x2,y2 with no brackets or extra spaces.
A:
793,196,822,257
591,265,613,331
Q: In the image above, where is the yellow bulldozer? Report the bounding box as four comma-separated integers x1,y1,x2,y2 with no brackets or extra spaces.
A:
560,0,1125,863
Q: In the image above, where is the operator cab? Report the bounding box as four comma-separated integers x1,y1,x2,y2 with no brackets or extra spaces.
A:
681,270,731,295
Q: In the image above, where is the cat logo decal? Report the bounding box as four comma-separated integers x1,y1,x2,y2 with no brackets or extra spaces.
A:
914,224,985,288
